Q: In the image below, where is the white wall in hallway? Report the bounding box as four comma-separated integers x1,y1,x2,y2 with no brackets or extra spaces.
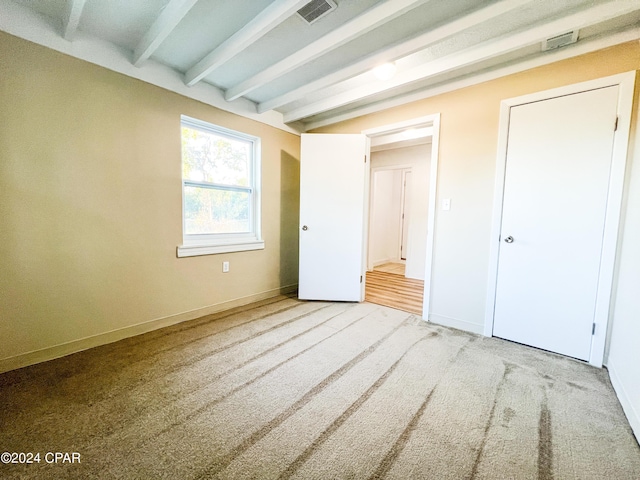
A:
370,169,403,266
370,143,431,280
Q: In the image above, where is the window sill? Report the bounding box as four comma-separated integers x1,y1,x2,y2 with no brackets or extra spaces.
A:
177,240,265,258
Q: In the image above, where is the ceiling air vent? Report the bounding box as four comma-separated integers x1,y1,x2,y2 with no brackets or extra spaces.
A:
297,0,337,25
542,31,579,51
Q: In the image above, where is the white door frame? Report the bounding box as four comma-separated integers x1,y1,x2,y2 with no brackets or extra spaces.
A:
484,72,636,367
362,113,441,321
399,168,412,261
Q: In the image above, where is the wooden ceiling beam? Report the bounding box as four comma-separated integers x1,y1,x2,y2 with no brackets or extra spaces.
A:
303,27,640,130
284,0,640,123
184,0,309,87
257,0,530,113
63,0,87,40
224,0,432,101
133,0,200,67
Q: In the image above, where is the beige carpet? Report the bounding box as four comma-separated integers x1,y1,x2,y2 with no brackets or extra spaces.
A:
0,296,639,479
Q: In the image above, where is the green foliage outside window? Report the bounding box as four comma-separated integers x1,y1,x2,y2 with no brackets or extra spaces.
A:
181,126,253,235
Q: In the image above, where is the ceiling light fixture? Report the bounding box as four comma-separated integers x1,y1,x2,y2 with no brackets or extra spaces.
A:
372,63,397,81
401,127,431,139
401,128,421,139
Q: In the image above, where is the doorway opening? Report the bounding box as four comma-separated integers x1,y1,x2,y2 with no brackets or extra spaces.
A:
362,115,440,319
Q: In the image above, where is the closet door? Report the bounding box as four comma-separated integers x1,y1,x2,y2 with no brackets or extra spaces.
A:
493,86,618,360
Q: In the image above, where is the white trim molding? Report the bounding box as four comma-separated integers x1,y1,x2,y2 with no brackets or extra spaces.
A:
177,240,265,258
607,360,640,441
429,314,484,335
179,115,264,257
0,284,297,374
484,71,636,368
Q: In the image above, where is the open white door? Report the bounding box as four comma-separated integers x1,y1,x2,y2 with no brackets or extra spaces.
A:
299,133,369,301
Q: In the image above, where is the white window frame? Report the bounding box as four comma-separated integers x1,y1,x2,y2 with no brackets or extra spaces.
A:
177,115,263,258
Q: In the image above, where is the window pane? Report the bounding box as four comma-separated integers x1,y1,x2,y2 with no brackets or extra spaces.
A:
184,186,251,235
181,127,250,187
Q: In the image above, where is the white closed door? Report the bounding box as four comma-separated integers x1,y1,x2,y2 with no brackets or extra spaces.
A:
299,134,368,301
493,86,619,361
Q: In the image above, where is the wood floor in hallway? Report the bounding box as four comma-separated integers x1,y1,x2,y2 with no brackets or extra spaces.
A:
365,269,424,315
373,262,406,275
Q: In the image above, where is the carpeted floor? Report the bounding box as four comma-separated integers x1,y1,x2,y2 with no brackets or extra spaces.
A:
1,296,639,479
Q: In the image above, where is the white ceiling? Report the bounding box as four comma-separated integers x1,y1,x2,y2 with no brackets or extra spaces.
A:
3,0,640,133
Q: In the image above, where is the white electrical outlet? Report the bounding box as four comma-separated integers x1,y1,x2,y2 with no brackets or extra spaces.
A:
222,261,229,273
442,198,451,211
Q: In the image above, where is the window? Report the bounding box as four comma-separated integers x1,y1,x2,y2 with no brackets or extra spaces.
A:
177,115,263,257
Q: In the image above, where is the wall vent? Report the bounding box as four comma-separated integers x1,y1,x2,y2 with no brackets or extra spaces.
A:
297,0,337,25
542,31,578,51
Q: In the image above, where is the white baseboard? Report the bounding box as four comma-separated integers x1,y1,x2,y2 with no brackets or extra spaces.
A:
428,313,484,335
0,284,298,374
607,359,640,442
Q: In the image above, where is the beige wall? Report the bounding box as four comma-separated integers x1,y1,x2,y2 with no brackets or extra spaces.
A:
315,41,640,332
314,40,640,435
0,32,300,369
1,28,639,436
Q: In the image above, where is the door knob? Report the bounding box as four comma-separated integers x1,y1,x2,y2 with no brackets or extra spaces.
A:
504,236,514,243
302,225,308,231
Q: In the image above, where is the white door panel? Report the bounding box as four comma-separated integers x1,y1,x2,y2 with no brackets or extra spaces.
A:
493,86,619,360
299,134,368,301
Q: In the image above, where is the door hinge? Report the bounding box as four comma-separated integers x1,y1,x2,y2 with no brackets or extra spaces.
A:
614,116,619,132
364,155,367,163
592,323,596,335
360,275,363,283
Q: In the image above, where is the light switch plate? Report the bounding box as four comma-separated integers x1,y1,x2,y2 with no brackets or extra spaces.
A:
222,261,230,273
442,198,451,211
